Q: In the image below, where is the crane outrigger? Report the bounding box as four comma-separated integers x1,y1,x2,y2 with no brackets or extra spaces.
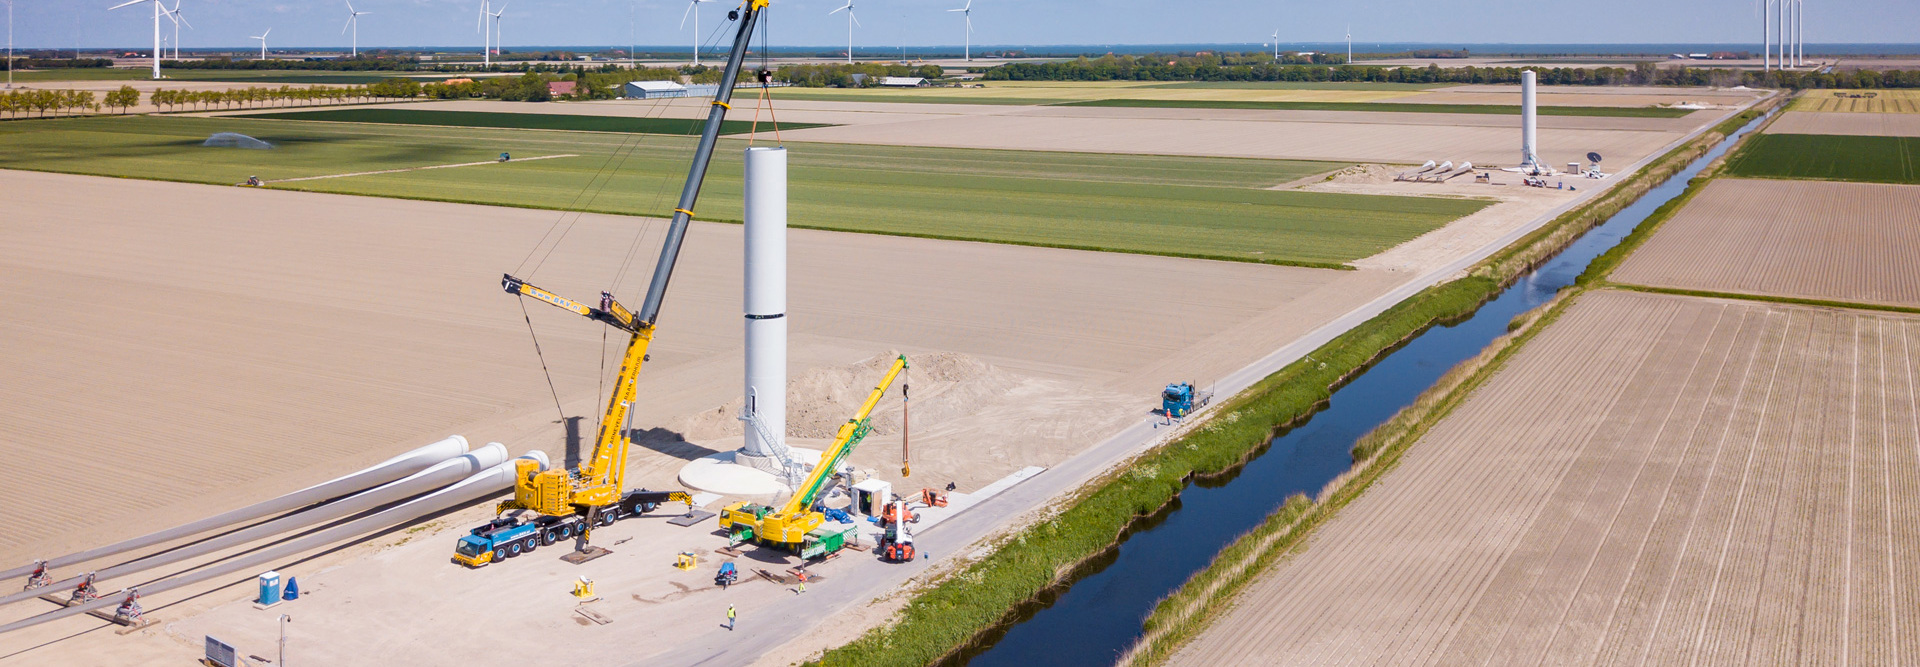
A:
453,0,770,567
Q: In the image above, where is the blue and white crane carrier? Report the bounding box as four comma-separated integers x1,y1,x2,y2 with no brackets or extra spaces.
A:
1162,382,1213,419
453,489,691,567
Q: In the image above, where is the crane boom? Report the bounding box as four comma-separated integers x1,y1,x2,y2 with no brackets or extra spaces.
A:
782,355,906,516
492,0,767,524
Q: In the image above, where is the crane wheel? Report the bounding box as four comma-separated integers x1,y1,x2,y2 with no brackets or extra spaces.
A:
507,543,522,558
492,548,507,562
522,537,538,552
542,529,559,545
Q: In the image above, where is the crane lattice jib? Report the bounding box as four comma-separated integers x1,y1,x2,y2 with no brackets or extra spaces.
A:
782,356,907,516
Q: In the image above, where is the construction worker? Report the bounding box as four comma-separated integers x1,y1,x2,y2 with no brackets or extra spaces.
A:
797,580,806,595
726,604,736,631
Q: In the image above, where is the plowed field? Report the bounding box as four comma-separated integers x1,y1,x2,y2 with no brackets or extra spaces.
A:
1767,111,1920,137
1612,178,1920,305
1170,289,1920,665
1792,89,1920,114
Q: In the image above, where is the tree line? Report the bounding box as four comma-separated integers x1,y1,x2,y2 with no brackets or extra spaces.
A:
981,52,1920,90
0,89,100,117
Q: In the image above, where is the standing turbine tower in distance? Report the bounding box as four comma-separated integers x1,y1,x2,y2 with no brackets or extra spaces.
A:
1268,28,1278,61
1345,25,1352,64
476,0,490,67
488,2,508,61
250,27,270,60
108,0,168,79
678,0,713,67
947,0,972,62
342,0,369,58
829,0,859,64
162,0,190,60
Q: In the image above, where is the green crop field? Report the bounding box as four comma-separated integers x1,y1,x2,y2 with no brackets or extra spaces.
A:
243,108,829,135
0,115,1488,266
1137,81,1451,91
1060,98,1694,117
1725,133,1920,184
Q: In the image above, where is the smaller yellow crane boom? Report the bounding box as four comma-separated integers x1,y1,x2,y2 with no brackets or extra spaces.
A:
719,356,908,555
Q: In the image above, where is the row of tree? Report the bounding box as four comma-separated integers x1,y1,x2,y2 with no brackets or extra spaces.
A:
149,84,412,111
1,57,115,71
0,89,100,117
980,52,1920,90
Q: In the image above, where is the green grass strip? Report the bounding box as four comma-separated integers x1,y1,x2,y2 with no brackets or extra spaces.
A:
1723,133,1920,184
1058,98,1694,118
243,108,831,135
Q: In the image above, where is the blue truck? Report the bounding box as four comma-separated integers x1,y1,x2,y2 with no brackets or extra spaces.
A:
453,489,690,567
1161,382,1213,419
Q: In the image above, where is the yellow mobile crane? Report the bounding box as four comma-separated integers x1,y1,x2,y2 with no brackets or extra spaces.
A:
452,0,769,568
718,355,907,559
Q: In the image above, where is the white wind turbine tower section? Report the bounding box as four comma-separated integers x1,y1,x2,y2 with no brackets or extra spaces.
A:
947,0,972,62
830,0,859,64
162,0,189,60
108,0,167,79
679,0,712,67
1759,0,1770,71
1346,24,1352,63
251,27,270,60
343,0,369,58
1268,28,1279,61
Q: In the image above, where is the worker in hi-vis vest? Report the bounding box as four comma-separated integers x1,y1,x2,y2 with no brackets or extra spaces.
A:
727,604,736,631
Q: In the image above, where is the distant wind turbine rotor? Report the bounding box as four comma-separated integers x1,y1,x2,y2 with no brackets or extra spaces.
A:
678,0,712,67
477,0,490,66
489,2,507,61
829,0,859,64
946,0,971,62
343,0,369,58
108,0,167,79
250,27,270,60
161,0,190,60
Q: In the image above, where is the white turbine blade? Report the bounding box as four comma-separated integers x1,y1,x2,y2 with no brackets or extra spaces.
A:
494,2,507,15
344,0,353,12
479,0,487,32
850,10,860,27
828,4,846,14
679,0,693,29
966,15,972,33
948,7,964,11
343,16,353,34
108,0,148,11
964,0,971,10
176,11,192,28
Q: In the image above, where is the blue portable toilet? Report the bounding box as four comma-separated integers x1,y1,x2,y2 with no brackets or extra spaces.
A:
282,577,300,601
257,571,281,606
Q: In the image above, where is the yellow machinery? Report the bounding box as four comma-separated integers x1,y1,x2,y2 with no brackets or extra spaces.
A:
454,0,768,565
719,356,907,558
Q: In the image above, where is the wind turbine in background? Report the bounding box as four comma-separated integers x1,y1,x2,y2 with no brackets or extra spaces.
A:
250,27,270,60
488,2,507,61
476,0,490,66
162,0,189,60
678,0,712,67
829,0,859,64
947,0,972,62
1267,28,1278,61
107,0,167,79
342,0,369,58
1346,25,1352,64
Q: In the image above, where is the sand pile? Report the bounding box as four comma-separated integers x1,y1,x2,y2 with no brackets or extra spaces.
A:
676,351,1019,440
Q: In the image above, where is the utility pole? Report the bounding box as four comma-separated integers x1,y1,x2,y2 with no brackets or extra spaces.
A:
278,614,290,667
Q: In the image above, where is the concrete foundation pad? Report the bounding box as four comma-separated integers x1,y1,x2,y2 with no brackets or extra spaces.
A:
677,447,823,498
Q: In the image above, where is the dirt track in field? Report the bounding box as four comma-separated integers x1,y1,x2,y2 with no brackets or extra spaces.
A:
1170,289,1920,666
1612,178,1920,307
0,169,1395,574
1767,111,1920,136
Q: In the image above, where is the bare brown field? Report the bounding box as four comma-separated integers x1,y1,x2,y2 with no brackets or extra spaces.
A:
1170,289,1920,665
1792,89,1920,114
1767,110,1920,136
0,168,1390,577
1613,178,1920,307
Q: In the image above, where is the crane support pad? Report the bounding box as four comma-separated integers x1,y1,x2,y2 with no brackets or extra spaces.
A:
667,511,716,527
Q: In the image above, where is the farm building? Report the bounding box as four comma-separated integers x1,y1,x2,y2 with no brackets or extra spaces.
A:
880,76,929,87
547,80,577,96
625,80,689,99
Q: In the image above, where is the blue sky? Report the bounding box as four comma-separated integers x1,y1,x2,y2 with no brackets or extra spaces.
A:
8,0,1916,52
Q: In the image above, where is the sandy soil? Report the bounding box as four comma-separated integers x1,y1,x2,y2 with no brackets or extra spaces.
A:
1172,289,1920,665
1613,178,1920,307
1300,164,1588,274
0,169,1406,665
1767,110,1920,135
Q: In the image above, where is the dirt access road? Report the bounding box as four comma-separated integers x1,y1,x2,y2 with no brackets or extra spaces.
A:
1173,289,1920,666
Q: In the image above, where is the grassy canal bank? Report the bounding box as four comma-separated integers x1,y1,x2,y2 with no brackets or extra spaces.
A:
806,96,1776,667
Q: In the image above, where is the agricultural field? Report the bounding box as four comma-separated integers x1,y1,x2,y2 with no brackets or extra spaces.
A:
1724,133,1920,184
1766,110,1920,137
769,79,1438,106
1172,289,1920,665
1058,98,1692,117
0,114,1482,265
1791,88,1920,113
244,108,829,135
1612,178,1920,306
